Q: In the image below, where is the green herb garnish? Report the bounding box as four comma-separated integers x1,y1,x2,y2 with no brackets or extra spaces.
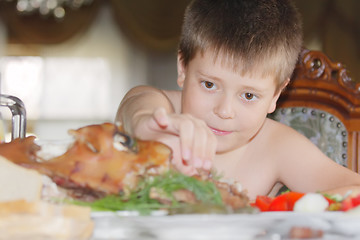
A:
68,171,223,215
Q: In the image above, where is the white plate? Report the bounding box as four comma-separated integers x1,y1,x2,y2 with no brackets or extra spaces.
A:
90,211,360,240
91,210,168,218
91,213,271,240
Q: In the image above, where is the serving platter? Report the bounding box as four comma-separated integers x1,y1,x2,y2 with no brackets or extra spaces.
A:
91,213,270,240
90,210,360,240
30,135,360,239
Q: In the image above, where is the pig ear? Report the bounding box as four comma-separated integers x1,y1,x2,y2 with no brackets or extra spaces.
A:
177,53,186,88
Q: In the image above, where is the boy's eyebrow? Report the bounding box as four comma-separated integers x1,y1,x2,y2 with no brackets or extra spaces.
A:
197,71,220,81
240,85,267,94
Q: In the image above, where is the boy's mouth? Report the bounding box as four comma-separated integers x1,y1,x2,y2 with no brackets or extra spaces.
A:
209,127,232,136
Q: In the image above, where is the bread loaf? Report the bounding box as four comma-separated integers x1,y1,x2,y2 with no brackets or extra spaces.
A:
0,156,42,202
0,200,94,240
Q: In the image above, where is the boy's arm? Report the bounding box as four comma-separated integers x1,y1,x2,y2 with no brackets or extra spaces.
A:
275,126,360,196
115,85,216,176
115,85,174,136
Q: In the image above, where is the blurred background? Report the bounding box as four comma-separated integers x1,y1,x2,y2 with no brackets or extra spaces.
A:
0,0,359,140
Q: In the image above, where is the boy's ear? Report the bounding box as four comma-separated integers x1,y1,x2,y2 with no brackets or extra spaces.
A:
177,53,186,88
278,78,290,94
268,78,290,113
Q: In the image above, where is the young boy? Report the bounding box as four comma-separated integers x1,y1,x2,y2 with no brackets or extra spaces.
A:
116,0,360,200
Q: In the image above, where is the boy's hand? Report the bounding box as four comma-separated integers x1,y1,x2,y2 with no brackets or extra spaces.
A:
132,107,217,176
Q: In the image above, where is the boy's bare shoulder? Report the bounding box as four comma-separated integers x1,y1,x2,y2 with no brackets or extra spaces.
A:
262,118,316,155
162,90,182,113
264,118,300,137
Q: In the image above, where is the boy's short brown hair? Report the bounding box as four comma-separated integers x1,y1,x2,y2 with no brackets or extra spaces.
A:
178,0,303,88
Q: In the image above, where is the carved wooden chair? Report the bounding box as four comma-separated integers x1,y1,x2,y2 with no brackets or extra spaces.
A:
269,49,360,173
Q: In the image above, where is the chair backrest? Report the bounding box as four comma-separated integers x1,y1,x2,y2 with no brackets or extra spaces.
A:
269,48,360,173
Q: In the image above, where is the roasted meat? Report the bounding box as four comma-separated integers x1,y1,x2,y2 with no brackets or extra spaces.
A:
0,123,249,210
0,123,171,197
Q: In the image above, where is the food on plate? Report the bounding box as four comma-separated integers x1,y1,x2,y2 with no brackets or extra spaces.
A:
0,123,250,213
0,200,93,240
293,193,329,213
252,191,360,212
339,192,360,211
0,145,94,239
252,192,305,212
0,155,42,202
0,123,172,200
70,170,250,214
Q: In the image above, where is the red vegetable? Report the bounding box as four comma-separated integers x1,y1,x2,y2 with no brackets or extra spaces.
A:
269,192,305,211
253,192,360,212
267,193,287,211
253,195,272,211
341,194,360,211
323,196,336,205
253,192,305,212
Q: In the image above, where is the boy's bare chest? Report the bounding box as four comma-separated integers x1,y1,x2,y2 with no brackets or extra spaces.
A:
214,150,269,179
212,143,277,198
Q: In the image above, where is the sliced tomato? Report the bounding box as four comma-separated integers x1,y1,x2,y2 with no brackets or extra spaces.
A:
253,195,273,211
341,194,360,211
253,192,306,212
351,194,360,207
268,192,305,211
341,197,354,211
286,192,305,210
268,193,288,211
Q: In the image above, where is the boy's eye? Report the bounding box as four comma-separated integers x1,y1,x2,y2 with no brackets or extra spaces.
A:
241,92,257,101
201,81,216,89
245,93,254,100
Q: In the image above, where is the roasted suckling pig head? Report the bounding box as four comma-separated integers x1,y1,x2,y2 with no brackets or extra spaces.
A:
0,123,250,210
0,123,172,197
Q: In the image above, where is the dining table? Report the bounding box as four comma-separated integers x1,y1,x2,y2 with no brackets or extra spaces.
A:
90,207,360,240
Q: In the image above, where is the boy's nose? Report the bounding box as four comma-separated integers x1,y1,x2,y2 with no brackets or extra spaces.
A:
214,96,235,119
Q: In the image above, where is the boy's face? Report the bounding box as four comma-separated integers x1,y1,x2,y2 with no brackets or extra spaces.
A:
177,50,283,153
